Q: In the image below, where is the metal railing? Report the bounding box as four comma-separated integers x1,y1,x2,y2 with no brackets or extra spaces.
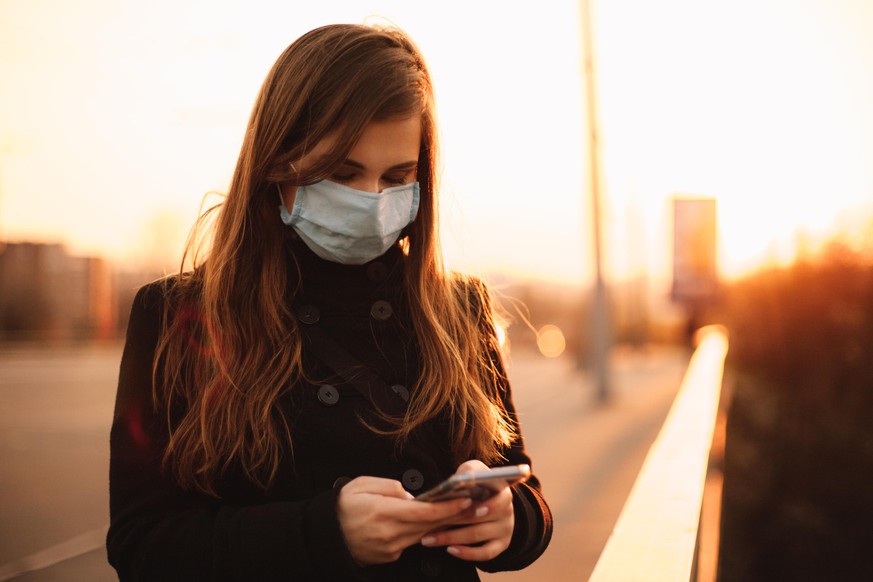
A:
589,325,729,582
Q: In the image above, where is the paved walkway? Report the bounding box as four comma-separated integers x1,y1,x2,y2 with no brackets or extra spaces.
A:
0,343,689,581
483,345,689,580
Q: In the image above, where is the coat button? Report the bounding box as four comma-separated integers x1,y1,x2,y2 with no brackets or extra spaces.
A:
296,304,320,325
317,384,339,406
366,262,389,282
333,476,352,490
390,384,410,402
421,556,443,577
370,300,393,321
402,469,424,492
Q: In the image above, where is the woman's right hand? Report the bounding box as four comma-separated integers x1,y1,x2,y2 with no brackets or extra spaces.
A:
336,476,473,566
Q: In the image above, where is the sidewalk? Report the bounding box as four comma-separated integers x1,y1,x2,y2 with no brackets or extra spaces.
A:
1,344,689,581
482,345,689,580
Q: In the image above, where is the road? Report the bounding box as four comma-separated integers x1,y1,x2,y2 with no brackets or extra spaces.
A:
0,342,689,581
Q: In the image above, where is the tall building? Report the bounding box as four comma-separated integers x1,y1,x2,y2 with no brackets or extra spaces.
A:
0,242,116,341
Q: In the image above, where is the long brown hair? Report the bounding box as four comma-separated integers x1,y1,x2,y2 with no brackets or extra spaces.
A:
155,23,516,495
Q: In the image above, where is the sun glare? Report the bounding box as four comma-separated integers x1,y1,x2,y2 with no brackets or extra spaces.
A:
593,0,873,282
0,0,871,287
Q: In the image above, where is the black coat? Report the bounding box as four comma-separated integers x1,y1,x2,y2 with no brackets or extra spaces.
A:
107,238,552,581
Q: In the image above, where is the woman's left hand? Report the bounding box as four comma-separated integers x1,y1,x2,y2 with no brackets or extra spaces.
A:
419,460,515,561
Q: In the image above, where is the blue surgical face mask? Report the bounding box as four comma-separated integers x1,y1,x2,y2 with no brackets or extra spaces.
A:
279,180,420,265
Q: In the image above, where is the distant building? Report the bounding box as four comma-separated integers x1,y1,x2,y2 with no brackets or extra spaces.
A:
0,242,117,341
671,197,719,304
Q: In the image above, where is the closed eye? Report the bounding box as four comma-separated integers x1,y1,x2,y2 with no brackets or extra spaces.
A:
330,171,357,183
329,159,418,189
382,172,413,186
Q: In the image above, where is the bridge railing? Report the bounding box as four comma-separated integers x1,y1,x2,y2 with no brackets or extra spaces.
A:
588,325,730,582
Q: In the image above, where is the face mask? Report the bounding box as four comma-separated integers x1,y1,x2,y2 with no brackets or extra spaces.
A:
279,180,420,265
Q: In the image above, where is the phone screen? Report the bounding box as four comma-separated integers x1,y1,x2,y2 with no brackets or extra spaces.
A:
415,464,531,502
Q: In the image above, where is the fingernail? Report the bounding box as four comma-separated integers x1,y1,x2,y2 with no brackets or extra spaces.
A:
447,546,461,556
475,506,489,517
405,492,415,500
460,498,473,509
421,536,436,546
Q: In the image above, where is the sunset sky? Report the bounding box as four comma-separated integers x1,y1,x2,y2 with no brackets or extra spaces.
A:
1,0,872,291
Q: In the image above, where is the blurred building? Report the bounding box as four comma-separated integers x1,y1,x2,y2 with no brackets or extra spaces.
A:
0,242,116,341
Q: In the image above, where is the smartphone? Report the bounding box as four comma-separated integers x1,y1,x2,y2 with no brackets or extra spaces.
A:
415,464,531,502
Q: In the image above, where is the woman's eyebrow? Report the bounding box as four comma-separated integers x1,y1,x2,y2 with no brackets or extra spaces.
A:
342,159,418,171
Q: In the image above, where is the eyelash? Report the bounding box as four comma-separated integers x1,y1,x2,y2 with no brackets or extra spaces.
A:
383,175,409,185
330,172,411,186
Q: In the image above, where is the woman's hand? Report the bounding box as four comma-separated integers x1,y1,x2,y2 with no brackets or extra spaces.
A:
337,476,474,566
419,460,516,562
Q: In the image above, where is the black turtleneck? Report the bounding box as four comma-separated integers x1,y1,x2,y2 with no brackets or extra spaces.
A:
285,234,420,400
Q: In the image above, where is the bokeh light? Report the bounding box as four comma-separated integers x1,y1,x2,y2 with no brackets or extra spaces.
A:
536,324,566,358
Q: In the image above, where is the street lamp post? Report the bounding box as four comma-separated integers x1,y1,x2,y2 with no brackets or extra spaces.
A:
580,0,611,402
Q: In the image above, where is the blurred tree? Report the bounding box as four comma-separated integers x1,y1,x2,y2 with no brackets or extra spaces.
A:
718,242,873,581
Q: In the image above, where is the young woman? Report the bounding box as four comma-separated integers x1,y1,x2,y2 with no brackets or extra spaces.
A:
107,23,552,581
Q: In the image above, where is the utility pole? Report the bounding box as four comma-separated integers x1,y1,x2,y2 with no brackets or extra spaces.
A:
580,0,611,402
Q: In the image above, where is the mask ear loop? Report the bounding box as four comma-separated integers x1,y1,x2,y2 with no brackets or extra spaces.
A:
276,161,299,206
